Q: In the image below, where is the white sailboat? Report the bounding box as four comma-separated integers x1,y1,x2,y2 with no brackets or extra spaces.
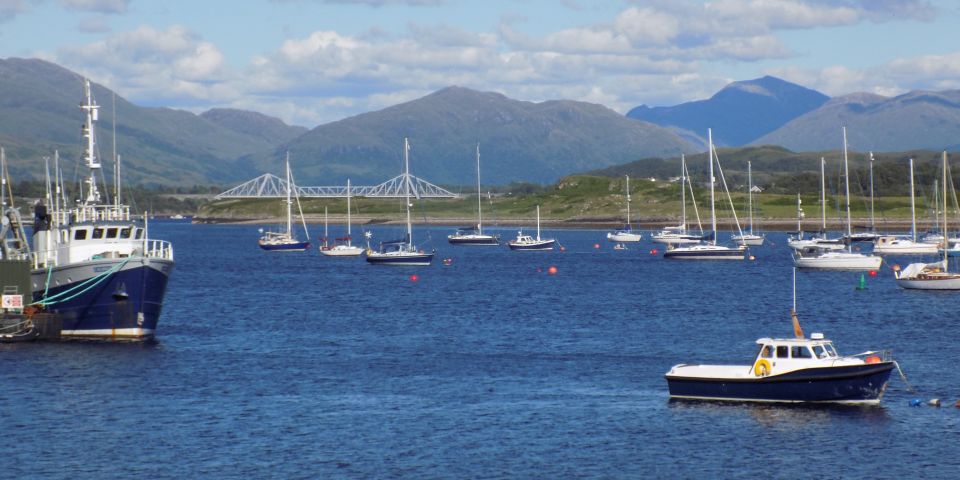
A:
895,152,960,289
320,179,363,257
653,154,704,245
448,144,500,245
607,175,643,242
787,157,845,251
874,157,938,255
793,128,882,270
508,205,555,251
732,161,765,246
846,152,880,243
365,138,434,265
664,129,747,260
258,153,311,251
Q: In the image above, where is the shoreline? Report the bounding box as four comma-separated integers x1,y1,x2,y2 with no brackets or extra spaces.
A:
193,214,931,232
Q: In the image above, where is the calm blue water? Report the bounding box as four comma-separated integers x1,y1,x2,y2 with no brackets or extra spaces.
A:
3,222,960,478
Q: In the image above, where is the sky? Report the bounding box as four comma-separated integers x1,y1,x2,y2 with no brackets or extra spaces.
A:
1,0,958,128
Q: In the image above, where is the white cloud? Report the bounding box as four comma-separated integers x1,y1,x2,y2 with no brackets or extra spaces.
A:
59,0,129,14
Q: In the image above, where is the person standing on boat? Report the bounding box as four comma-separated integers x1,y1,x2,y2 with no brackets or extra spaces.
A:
33,199,49,232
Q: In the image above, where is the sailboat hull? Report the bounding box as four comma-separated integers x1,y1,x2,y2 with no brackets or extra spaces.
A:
508,240,555,251
793,251,882,270
663,245,746,260
365,251,434,265
320,245,363,256
732,234,765,246
606,232,642,242
258,240,311,251
895,276,960,290
447,234,500,245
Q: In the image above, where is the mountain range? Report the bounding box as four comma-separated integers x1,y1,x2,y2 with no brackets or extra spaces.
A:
2,57,960,189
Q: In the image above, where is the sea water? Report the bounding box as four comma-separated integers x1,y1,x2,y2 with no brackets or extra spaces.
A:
3,222,959,478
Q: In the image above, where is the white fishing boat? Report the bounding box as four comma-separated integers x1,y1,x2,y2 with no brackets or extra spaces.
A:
508,205,555,251
666,270,895,404
895,152,960,289
664,129,746,260
7,79,175,339
653,154,704,246
606,175,642,242
448,144,500,246
320,179,363,257
258,153,311,252
732,161,764,246
366,138,434,266
793,128,882,270
787,157,845,251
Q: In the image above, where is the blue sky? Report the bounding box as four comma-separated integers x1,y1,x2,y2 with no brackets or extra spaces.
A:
1,0,957,127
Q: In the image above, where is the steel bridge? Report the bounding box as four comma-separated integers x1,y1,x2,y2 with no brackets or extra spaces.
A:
215,172,459,199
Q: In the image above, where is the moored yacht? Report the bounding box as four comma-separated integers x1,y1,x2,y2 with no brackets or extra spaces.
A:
508,205,555,251
448,144,500,246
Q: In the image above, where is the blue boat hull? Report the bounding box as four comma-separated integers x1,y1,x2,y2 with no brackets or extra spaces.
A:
663,249,745,260
665,363,895,404
365,252,434,266
259,241,310,251
31,259,173,340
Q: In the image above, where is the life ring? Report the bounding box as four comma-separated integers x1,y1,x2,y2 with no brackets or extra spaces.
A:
754,359,771,377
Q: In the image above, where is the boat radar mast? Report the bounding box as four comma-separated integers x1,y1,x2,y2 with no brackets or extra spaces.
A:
81,78,102,205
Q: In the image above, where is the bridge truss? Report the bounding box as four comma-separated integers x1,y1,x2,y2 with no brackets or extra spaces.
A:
215,172,460,199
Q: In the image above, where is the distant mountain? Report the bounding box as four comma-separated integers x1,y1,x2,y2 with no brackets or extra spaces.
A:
627,76,829,147
200,108,307,145
752,90,960,151
0,58,293,186
242,86,696,185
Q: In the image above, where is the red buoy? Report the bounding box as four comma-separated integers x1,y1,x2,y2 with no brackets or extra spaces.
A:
649,248,658,255
409,274,419,282
868,270,878,277
547,266,558,275
593,243,600,249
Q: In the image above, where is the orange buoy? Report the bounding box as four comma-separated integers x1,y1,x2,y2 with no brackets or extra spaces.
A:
409,274,419,282
868,270,878,277
559,246,566,252
547,266,558,275
865,355,881,364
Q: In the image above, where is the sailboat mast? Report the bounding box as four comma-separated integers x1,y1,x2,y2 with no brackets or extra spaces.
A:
909,157,917,242
536,205,541,241
476,144,483,234
626,175,631,226
820,157,826,234
708,128,716,245
869,152,875,232
681,155,687,230
943,152,949,270
796,193,802,235
347,178,352,238
404,138,412,245
842,127,852,241
747,161,753,233
285,152,292,237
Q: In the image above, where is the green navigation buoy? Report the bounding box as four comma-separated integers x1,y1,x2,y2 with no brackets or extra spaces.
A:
856,273,867,290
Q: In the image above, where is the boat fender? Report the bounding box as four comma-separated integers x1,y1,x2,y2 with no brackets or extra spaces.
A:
753,359,771,377
865,355,881,364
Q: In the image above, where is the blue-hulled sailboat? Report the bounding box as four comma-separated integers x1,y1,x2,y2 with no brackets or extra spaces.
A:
366,138,434,266
258,153,311,251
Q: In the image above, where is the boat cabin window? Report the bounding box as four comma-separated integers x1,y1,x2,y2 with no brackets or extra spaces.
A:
92,227,104,239
106,227,118,239
776,346,789,358
134,228,143,240
120,227,131,239
759,345,773,358
74,229,88,240
812,345,833,358
791,346,812,359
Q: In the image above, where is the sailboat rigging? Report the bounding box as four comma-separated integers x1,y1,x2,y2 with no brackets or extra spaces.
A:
653,154,703,245
732,161,764,246
320,179,363,256
607,175,642,242
365,138,434,265
258,152,311,251
508,205,556,251
448,144,500,245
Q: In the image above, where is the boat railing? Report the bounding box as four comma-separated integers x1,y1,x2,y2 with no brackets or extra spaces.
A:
851,350,893,362
143,240,175,261
19,238,173,268
53,204,131,225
